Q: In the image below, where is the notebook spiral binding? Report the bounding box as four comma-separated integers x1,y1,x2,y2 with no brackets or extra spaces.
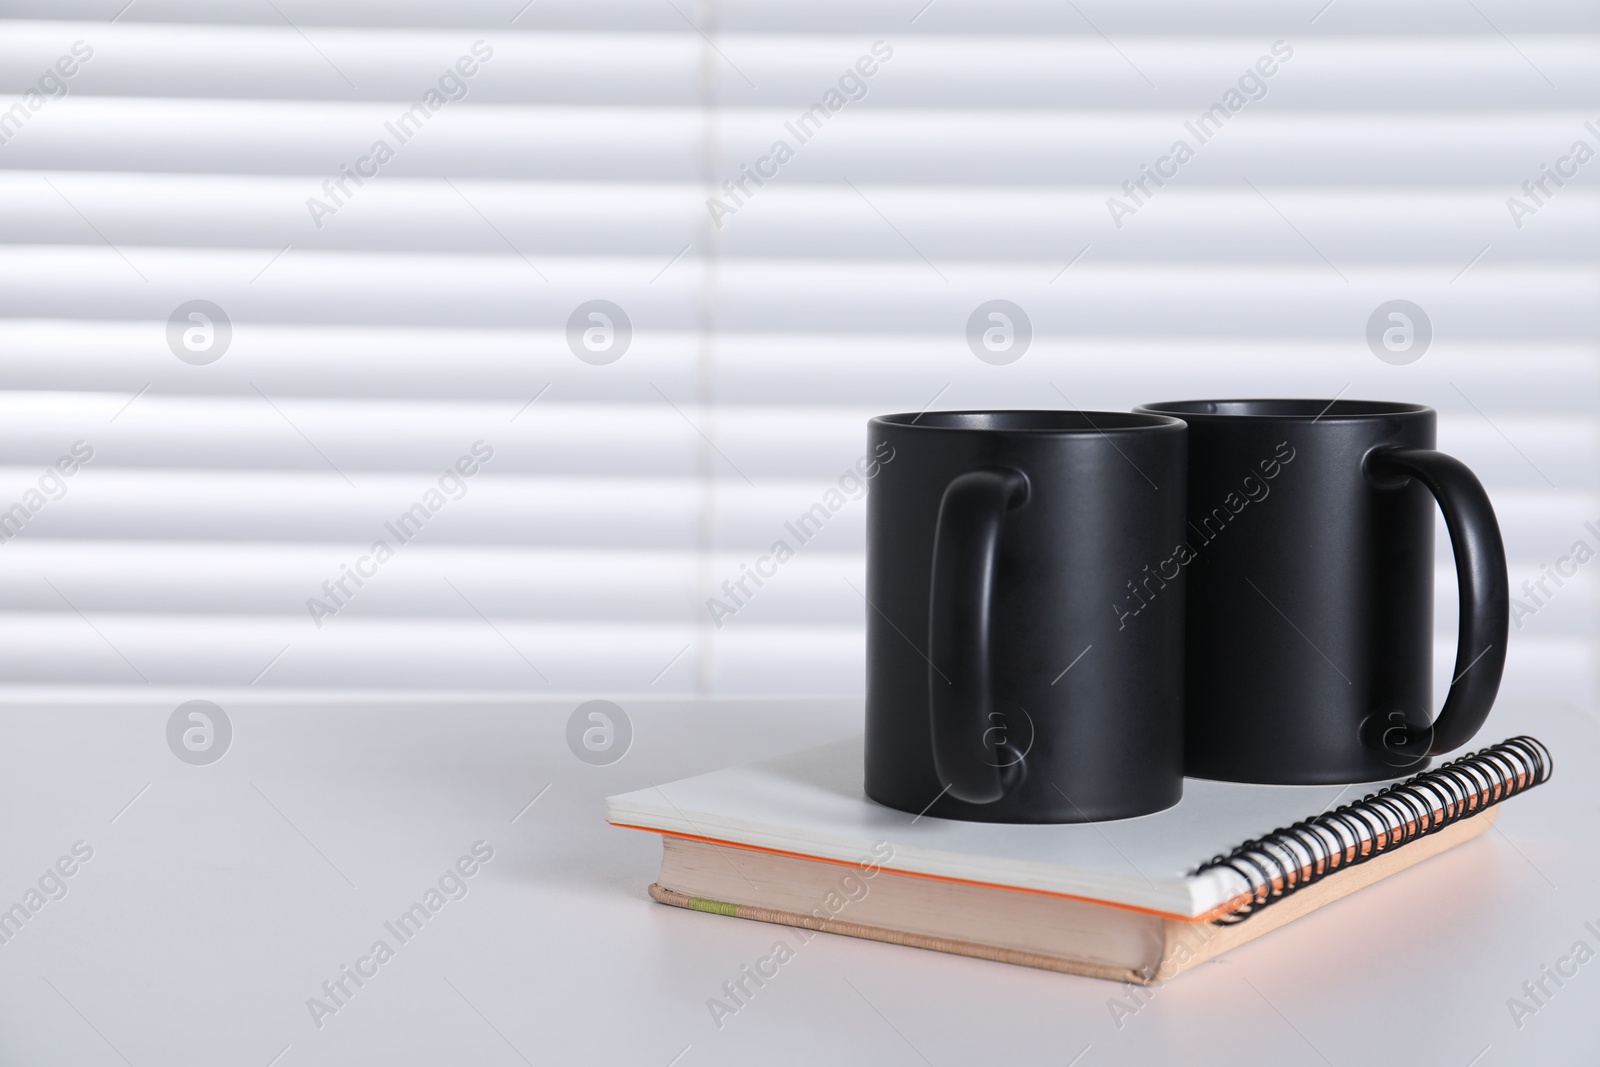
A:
1194,735,1553,925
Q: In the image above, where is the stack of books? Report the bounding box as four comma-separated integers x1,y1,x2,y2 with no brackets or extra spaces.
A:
608,735,1549,983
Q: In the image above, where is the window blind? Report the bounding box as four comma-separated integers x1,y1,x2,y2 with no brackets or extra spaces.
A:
0,1,1595,702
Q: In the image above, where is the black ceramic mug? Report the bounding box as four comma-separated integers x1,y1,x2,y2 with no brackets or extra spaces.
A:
863,410,1188,823
1133,400,1509,784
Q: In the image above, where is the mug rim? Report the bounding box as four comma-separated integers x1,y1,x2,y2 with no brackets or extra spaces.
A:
872,409,1186,434
1135,398,1433,421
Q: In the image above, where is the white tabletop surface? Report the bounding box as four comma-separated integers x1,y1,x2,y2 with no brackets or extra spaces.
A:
0,693,1595,1066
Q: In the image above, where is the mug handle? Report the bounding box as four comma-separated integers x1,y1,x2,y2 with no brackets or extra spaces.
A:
1366,447,1509,755
927,467,1029,804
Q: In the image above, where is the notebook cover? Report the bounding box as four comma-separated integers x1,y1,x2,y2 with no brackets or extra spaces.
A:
607,736,1419,920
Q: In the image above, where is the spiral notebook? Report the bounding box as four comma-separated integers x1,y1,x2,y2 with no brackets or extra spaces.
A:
608,736,1550,983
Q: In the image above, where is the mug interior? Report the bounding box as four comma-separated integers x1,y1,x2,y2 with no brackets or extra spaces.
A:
875,409,1183,432
1137,399,1430,419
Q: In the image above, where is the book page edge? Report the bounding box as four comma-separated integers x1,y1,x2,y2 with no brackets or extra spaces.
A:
646,882,1163,985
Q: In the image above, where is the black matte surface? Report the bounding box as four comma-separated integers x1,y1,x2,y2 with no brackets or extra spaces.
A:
1136,399,1508,784
864,410,1188,823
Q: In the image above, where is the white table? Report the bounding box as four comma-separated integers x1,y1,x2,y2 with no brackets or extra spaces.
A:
0,694,1594,1065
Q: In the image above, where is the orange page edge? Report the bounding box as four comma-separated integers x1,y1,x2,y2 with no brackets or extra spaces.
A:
609,819,1232,924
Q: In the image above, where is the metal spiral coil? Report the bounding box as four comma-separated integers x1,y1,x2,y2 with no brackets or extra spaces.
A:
1193,736,1552,925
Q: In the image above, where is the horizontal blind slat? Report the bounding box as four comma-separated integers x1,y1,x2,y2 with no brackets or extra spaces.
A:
10,0,1600,34
1,174,1595,260
4,102,1596,185
0,324,1592,408
0,248,1593,337
0,467,1585,551
4,26,1597,107
1,545,1592,637
0,399,1591,488
0,613,1584,700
